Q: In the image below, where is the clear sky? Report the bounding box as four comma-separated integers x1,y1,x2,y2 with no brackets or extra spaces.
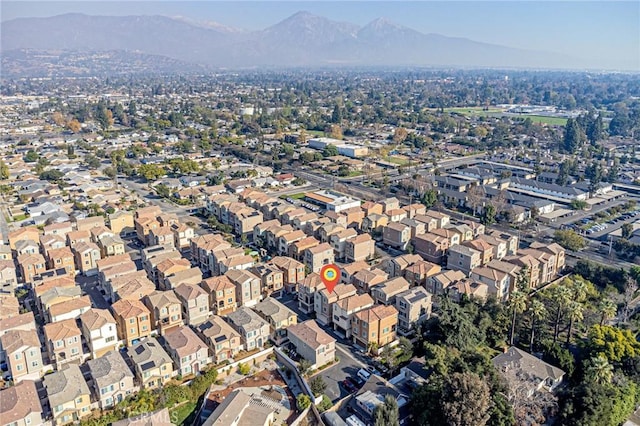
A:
2,1,639,70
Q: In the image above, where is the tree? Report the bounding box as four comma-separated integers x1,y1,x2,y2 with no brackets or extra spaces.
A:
621,223,633,240
562,118,582,153
374,395,399,426
298,359,312,377
441,372,491,426
528,298,546,352
393,127,408,144
587,325,640,363
322,144,339,157
422,189,438,208
103,166,117,179
508,290,528,345
585,354,613,385
554,229,586,251
549,284,572,343
137,164,166,181
296,394,311,411
565,300,584,345
83,154,101,169
481,204,496,226
467,185,484,216
39,170,64,182
66,119,82,133
586,114,603,144
237,363,250,375
598,299,617,326
0,161,8,180
309,376,327,397
328,124,343,140
24,150,39,163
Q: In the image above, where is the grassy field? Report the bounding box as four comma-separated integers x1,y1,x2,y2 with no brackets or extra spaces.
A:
384,156,410,166
279,192,306,200
436,107,568,126
307,130,325,137
170,401,197,426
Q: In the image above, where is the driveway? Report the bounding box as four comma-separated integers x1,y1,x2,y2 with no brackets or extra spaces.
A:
311,345,367,403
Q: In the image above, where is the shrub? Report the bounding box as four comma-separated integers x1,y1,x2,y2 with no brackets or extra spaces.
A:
297,394,311,411
237,362,250,375
317,395,333,413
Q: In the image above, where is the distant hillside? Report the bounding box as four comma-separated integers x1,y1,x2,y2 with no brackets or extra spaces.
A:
1,12,579,76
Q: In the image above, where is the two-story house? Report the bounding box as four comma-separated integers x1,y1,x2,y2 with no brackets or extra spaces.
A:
111,298,152,346
287,320,336,369
143,290,183,336
79,308,119,359
44,364,91,425
225,307,270,351
44,318,83,370
86,350,137,409
126,337,174,389
253,298,298,345
196,315,242,364
0,380,43,426
163,325,210,377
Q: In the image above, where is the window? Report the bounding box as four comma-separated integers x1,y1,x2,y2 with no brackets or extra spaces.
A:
228,298,233,304
140,315,147,321
32,361,39,367
106,336,115,343
129,318,135,324
55,405,63,413
130,328,136,334
16,364,23,371
14,353,20,360
76,397,83,404
82,407,88,412
105,397,113,406
142,326,148,331
56,340,63,348
71,347,78,355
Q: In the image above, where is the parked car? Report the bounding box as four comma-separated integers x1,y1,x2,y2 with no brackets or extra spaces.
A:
341,379,358,393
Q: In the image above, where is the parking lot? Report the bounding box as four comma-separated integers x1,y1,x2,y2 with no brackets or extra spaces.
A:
311,345,367,403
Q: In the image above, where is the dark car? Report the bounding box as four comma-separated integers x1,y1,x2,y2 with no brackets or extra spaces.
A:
345,376,361,389
342,379,358,393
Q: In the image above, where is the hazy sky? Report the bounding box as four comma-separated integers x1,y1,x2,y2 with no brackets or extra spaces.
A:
2,1,639,70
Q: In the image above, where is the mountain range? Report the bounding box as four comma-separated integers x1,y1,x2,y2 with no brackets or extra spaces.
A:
1,11,579,75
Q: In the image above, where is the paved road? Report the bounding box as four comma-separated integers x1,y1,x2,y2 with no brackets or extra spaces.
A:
313,345,367,403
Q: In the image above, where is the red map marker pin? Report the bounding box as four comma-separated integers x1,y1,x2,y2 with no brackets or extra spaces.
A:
320,264,340,294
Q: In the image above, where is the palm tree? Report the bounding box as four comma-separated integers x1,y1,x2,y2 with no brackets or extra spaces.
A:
528,299,547,352
550,285,572,343
509,290,528,346
571,277,589,302
599,299,617,326
586,354,614,385
565,300,584,345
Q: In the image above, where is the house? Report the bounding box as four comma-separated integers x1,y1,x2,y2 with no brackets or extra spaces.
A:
487,230,519,256
464,239,495,265
428,269,467,295
395,287,432,334
73,241,102,276
47,246,76,275
529,242,565,275
110,273,156,303
352,268,388,293
0,329,42,382
448,279,489,302
44,318,83,369
403,260,442,288
314,283,357,325
15,239,40,256
163,325,210,377
44,364,91,425
424,210,450,228
39,285,82,319
171,223,195,249
447,244,482,275
332,293,375,338
196,315,242,364
505,254,541,289
17,253,46,284
126,337,174,389
289,236,320,261
108,210,135,236
8,227,39,250
412,233,450,265
371,277,411,306
97,235,126,258
382,223,411,250
477,234,508,261
0,293,19,320
174,283,210,326
201,389,275,426
340,260,370,284
345,233,375,262
86,350,137,409
75,216,106,232
304,242,335,273
298,273,325,314
287,320,336,369
253,297,298,345
400,218,426,239
143,290,183,336
111,298,152,346
330,228,359,260
0,260,18,292
79,308,119,359
226,269,262,308
519,248,557,285
0,380,43,426
251,264,284,298
351,374,409,424
383,254,423,278
201,275,237,316
225,307,270,351
361,213,389,234
470,267,511,301
492,346,565,395
351,305,399,351
40,234,67,257
270,256,306,293
150,227,175,248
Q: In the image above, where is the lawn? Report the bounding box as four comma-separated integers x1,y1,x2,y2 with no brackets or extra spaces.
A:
346,171,364,177
443,107,503,114
279,192,306,200
384,156,410,166
307,130,325,137
10,213,28,222
170,401,197,426
514,115,568,126
436,107,568,126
